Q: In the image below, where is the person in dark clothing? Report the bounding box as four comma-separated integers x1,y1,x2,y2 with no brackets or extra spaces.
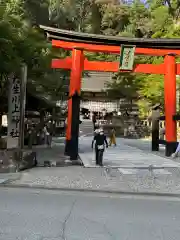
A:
92,128,108,166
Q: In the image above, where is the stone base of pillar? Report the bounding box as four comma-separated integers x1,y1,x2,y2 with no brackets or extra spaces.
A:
64,139,71,156
165,141,178,157
70,154,78,161
69,136,79,161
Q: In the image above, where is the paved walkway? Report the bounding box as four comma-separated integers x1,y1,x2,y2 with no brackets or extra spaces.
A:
79,137,180,170
2,137,180,195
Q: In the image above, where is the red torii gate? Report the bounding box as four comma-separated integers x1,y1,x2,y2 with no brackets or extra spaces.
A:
40,25,180,159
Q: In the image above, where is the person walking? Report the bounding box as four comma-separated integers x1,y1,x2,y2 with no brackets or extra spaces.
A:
109,128,116,147
43,125,48,145
43,124,52,147
159,126,165,140
92,128,108,166
47,122,53,147
124,127,128,137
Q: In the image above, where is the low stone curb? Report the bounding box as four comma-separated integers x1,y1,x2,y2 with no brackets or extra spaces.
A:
0,172,22,184
1,183,180,198
38,159,82,167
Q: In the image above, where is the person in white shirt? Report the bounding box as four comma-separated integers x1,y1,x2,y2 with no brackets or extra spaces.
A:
43,125,52,147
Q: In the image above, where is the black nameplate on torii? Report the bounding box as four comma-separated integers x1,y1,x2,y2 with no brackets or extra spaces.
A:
159,115,180,121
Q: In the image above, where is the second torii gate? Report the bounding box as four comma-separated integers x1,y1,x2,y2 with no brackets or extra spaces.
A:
40,25,180,159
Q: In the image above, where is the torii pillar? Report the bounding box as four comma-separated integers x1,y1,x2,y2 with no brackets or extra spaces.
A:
164,53,177,156
64,48,84,160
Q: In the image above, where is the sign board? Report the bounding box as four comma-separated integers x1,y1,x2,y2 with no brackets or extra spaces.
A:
7,65,27,152
7,78,21,149
119,45,136,71
81,92,107,98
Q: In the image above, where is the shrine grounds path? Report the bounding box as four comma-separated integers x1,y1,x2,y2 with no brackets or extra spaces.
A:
1,136,180,196
2,120,180,196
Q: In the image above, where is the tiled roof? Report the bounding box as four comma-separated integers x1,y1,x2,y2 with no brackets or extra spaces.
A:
40,25,180,49
81,72,112,92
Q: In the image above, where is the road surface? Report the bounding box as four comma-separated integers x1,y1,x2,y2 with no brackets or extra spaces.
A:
0,188,180,240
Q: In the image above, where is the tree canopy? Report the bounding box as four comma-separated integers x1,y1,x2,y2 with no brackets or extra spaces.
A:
0,0,67,113
1,0,180,116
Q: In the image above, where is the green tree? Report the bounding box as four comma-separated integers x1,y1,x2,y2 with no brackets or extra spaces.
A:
2,0,180,120
104,0,180,117
24,0,49,25
101,3,130,35
49,0,93,32
107,72,139,99
0,0,67,114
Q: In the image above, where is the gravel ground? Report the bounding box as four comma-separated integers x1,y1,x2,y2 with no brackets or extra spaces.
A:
5,166,180,195
2,137,180,195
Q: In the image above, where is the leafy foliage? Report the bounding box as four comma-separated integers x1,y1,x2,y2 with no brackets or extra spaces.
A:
1,0,180,116
92,0,180,117
0,0,67,113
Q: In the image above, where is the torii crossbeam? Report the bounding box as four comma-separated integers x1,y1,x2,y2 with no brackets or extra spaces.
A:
40,25,180,158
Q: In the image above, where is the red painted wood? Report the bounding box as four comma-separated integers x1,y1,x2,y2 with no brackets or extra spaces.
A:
52,58,180,74
52,57,72,69
84,59,165,74
51,40,180,152
52,58,165,74
66,49,83,141
70,49,84,95
52,40,180,56
164,54,177,142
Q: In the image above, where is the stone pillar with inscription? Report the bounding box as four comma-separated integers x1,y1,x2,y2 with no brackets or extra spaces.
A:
7,77,21,149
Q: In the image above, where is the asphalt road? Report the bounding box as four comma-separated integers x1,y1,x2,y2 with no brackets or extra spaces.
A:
0,188,180,240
